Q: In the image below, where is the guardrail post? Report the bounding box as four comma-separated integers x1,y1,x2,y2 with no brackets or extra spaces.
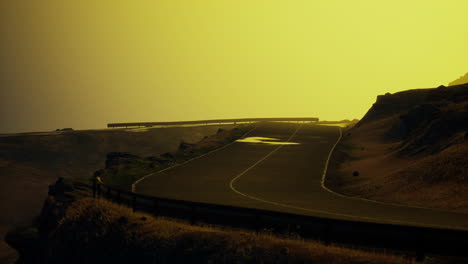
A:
295,224,302,238
132,193,137,212
320,222,331,245
190,205,196,225
106,186,111,198
254,214,261,234
415,232,426,262
116,190,121,203
92,179,96,198
153,199,159,216
97,183,101,198
415,251,425,262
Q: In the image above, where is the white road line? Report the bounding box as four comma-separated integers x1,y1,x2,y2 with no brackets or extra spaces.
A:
229,124,302,198
229,125,463,230
132,125,258,192
320,127,342,190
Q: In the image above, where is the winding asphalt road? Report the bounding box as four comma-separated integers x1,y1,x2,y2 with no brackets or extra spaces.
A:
136,122,468,231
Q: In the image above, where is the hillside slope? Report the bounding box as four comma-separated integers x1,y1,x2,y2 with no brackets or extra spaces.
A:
6,181,416,264
0,125,236,264
326,83,468,212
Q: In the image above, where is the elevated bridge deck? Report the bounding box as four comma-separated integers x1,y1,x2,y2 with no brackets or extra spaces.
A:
108,117,319,128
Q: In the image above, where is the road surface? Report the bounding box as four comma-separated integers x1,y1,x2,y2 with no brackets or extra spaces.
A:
136,122,468,230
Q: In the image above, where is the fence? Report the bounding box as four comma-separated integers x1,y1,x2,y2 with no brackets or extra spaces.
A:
88,180,468,261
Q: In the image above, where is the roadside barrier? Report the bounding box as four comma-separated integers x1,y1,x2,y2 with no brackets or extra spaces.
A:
107,117,319,128
88,180,468,261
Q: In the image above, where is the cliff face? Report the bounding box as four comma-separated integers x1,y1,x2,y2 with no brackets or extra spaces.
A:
5,179,90,264
356,83,468,155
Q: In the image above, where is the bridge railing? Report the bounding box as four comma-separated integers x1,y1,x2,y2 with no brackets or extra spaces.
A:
107,118,319,128
87,180,468,260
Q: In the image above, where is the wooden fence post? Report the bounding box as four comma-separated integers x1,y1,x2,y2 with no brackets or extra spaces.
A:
116,190,121,203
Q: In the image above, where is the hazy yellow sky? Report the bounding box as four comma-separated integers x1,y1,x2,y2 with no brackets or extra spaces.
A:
1,0,467,133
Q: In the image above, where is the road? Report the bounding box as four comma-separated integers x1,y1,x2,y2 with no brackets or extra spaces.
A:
136,122,468,230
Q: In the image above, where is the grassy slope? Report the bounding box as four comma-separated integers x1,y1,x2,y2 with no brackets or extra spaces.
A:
326,85,468,213
48,198,415,264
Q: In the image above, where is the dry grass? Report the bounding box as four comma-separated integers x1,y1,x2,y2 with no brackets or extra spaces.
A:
406,140,467,184
327,118,468,213
47,198,417,264
391,141,468,211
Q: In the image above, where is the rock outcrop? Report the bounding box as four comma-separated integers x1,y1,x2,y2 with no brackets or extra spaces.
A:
355,83,468,155
104,152,140,169
5,178,90,264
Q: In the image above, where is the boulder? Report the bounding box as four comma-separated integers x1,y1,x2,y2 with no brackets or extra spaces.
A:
178,141,194,151
105,152,140,168
160,152,175,160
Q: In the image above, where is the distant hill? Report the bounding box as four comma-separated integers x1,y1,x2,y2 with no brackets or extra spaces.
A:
449,72,468,86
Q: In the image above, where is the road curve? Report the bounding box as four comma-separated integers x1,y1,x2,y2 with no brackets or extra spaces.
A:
136,122,468,231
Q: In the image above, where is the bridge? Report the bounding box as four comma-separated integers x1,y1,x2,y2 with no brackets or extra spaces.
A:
107,117,319,128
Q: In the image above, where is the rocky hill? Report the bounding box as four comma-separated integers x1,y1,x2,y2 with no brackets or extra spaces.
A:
357,83,468,155
327,83,468,212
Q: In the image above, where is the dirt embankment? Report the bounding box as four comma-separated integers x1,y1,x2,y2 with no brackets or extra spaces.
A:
326,84,468,213
0,124,236,264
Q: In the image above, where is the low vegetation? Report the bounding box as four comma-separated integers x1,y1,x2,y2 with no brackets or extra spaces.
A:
47,198,416,264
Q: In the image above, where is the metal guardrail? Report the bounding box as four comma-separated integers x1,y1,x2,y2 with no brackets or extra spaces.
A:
89,181,468,261
107,118,319,128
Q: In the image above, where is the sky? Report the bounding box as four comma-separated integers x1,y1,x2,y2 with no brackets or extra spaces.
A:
1,0,467,133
